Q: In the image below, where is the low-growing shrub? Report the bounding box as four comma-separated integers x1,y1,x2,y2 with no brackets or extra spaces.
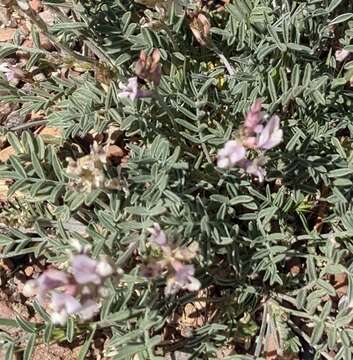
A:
1,0,353,358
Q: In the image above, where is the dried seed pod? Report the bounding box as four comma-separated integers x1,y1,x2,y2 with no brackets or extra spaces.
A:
135,49,161,85
187,11,211,47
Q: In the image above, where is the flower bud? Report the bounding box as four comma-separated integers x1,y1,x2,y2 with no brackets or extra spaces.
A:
97,261,113,277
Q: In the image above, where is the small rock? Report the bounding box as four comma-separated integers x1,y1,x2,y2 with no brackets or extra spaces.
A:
29,0,42,12
39,10,54,25
0,6,11,26
21,83,33,94
0,28,16,42
165,351,191,360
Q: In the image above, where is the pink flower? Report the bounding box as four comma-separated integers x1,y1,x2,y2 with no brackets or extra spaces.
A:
244,99,264,134
243,101,282,150
257,115,283,150
148,223,167,246
78,299,100,321
72,254,113,285
239,157,267,183
35,269,71,302
51,292,82,325
335,49,350,62
217,140,246,168
23,254,116,325
0,62,24,86
118,77,152,100
71,255,102,285
165,261,201,295
217,100,282,180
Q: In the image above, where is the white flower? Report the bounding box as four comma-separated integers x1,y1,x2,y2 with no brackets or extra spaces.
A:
118,77,152,100
96,260,113,277
217,140,246,168
335,49,350,62
257,115,283,150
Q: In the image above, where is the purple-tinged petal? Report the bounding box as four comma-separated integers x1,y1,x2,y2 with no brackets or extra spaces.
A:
173,262,194,281
148,223,167,246
217,140,246,168
78,299,100,320
96,260,113,277
185,276,201,292
51,292,82,314
36,269,70,302
239,157,267,182
38,269,69,290
172,262,200,292
335,49,350,62
51,311,68,325
118,77,153,100
257,115,283,150
22,280,38,297
71,255,101,285
245,162,266,183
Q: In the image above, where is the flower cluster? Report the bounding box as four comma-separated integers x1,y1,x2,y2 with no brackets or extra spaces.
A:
23,254,117,325
144,224,201,295
118,48,162,101
217,100,283,182
0,62,24,86
66,142,120,193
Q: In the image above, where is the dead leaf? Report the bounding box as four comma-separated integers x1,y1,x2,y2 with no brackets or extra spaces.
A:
0,28,16,42
334,273,348,298
0,179,10,202
39,10,54,26
37,126,62,138
22,33,54,51
28,111,45,122
0,102,16,124
0,146,15,162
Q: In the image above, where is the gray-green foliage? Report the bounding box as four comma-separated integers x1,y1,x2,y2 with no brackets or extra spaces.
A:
1,0,353,358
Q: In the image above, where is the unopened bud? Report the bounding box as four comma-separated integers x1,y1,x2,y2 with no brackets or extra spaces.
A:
97,261,113,277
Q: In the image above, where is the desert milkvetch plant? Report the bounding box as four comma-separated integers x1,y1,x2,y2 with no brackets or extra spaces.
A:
1,0,353,359
217,100,283,182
